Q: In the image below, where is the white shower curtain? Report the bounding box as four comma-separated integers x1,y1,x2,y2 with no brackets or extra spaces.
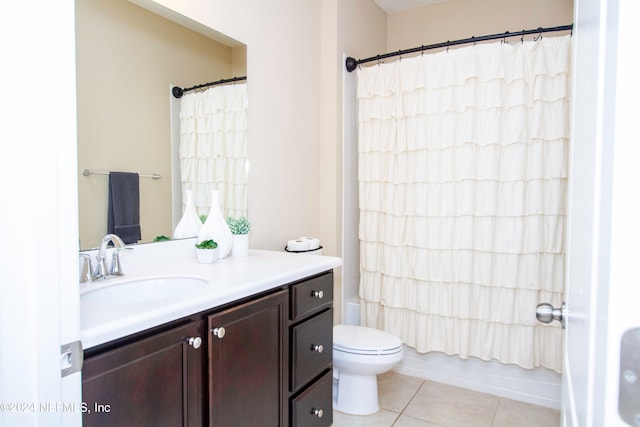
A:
179,83,248,218
357,35,571,373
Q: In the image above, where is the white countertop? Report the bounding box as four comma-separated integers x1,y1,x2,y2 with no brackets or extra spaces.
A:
80,238,341,350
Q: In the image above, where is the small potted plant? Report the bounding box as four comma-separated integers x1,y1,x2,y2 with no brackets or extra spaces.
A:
195,239,219,263
226,216,251,257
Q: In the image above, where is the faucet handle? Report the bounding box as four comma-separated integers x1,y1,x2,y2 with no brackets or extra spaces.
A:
79,254,96,283
109,250,125,276
94,254,108,279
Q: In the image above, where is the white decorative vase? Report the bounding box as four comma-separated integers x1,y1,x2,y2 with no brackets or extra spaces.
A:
197,190,232,259
231,234,249,257
173,189,202,239
196,247,219,264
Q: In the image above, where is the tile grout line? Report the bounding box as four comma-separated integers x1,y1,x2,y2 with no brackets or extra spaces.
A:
338,372,560,427
390,378,426,426
489,397,502,427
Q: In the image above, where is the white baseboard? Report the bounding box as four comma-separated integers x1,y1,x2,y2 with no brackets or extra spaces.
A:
394,347,562,410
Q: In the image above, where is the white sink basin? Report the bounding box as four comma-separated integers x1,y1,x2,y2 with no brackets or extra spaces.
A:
81,275,209,305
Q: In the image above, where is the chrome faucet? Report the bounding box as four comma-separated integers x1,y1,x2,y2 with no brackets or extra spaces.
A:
94,234,127,279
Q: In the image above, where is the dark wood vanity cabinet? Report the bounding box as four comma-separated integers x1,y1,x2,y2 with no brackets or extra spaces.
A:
207,289,288,427
289,272,334,427
81,270,334,427
82,320,205,427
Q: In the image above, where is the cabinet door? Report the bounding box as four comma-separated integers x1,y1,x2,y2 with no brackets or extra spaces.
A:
82,320,205,427
208,290,288,427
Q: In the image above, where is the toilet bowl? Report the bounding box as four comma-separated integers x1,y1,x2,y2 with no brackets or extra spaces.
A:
332,324,403,415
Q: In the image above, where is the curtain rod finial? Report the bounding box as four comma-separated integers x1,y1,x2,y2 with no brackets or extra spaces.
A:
346,56,358,72
172,86,184,98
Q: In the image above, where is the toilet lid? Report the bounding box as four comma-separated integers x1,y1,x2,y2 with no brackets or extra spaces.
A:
333,325,402,355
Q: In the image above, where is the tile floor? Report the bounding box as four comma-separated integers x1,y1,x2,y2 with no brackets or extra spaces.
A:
332,372,560,427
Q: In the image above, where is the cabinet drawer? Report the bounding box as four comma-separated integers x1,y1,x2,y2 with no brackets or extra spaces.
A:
290,272,333,321
291,370,333,427
291,308,332,392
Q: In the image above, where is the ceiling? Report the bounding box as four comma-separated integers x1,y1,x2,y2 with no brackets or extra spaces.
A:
374,0,447,14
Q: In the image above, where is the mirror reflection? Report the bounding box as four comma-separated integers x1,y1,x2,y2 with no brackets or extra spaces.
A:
171,78,248,226
76,0,247,249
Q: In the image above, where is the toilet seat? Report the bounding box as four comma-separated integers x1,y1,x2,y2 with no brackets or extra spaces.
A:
333,325,403,355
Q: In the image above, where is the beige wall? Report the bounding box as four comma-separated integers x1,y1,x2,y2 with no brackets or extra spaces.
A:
127,0,384,261
318,0,387,262
139,0,325,254
87,0,572,259
76,0,244,249
386,0,574,52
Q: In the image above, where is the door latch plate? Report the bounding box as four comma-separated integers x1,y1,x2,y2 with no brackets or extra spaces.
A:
619,328,640,426
60,340,83,378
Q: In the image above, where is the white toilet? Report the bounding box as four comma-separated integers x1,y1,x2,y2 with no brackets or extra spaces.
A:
332,324,403,415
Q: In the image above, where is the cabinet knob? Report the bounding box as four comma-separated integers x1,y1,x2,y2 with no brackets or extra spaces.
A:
311,344,324,353
211,327,226,339
188,336,202,349
311,290,324,299
311,408,324,418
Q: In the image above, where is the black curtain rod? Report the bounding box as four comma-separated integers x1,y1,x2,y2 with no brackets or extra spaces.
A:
172,76,247,98
345,24,573,72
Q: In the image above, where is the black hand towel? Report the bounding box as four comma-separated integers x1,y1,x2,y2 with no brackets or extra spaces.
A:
107,172,141,244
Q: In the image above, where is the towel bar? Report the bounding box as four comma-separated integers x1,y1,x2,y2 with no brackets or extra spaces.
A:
82,169,161,180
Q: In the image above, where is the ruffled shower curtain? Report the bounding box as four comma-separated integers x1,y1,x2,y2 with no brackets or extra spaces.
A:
179,83,248,218
357,35,571,373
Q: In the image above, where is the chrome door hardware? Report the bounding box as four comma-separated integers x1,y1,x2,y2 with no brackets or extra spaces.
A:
311,290,324,299
536,302,566,329
619,328,640,426
311,344,324,353
61,340,83,377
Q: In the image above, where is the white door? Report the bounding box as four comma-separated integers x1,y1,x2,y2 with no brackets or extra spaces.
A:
561,0,640,425
0,1,82,426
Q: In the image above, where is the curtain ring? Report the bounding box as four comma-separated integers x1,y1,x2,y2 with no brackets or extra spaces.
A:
446,40,450,53
534,27,543,41
521,30,525,44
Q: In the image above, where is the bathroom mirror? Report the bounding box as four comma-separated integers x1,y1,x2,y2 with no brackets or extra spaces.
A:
76,0,247,249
